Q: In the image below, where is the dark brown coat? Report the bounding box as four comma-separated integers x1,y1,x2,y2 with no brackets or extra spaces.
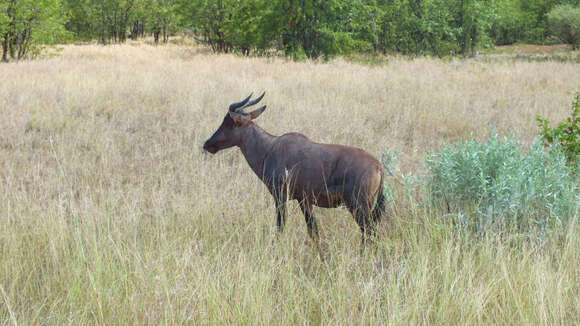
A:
203,93,386,249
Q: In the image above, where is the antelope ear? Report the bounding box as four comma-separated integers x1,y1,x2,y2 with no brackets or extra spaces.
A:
229,111,250,126
248,105,266,120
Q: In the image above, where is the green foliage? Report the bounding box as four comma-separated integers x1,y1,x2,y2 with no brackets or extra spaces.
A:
491,0,526,45
62,0,179,45
424,132,578,233
263,0,373,59
78,0,137,44
63,0,91,41
4,0,580,60
372,0,496,57
547,4,580,48
490,0,580,45
536,93,580,168
175,0,501,58
0,2,8,33
178,0,252,53
144,0,178,43
1,0,69,61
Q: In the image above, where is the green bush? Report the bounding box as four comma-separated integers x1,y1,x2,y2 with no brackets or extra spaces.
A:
547,4,580,49
424,132,578,233
536,93,580,168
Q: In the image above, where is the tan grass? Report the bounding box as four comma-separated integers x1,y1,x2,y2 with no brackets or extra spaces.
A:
0,43,578,324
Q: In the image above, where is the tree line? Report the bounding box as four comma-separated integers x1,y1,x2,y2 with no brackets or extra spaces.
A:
1,0,579,61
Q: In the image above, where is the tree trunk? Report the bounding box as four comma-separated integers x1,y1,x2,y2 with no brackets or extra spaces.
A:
1,36,9,62
471,26,478,57
17,32,26,59
154,30,160,44
130,20,144,40
163,25,168,43
8,39,15,59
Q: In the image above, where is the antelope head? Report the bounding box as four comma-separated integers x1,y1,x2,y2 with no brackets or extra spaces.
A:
203,92,267,154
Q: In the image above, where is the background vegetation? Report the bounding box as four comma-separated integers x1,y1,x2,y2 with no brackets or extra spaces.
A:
0,43,578,324
1,0,580,61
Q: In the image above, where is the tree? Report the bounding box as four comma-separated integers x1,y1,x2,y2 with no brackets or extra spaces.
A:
548,4,580,49
63,0,139,44
63,0,92,40
1,0,68,62
0,2,8,41
489,0,580,45
490,0,526,45
372,0,492,57
263,0,376,59
178,0,270,54
92,0,136,44
458,0,495,56
144,0,177,44
178,0,234,53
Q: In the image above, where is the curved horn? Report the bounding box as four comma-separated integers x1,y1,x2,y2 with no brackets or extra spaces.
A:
229,93,253,112
237,92,266,112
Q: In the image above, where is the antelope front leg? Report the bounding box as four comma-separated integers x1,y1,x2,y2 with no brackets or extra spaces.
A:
267,177,288,234
272,184,287,233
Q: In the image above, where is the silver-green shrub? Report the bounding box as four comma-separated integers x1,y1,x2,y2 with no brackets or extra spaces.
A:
424,132,578,232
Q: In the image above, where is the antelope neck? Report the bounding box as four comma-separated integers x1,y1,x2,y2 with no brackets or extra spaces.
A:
238,122,276,179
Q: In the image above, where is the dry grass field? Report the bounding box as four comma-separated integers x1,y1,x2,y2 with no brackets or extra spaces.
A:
0,43,579,324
